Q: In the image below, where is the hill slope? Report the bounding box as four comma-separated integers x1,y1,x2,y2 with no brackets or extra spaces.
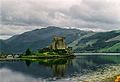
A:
0,26,91,53
0,26,120,54
72,30,120,52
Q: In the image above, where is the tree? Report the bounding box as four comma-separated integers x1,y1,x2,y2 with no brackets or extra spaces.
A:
25,48,31,55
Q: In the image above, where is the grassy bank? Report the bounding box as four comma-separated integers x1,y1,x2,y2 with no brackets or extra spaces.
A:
20,54,75,59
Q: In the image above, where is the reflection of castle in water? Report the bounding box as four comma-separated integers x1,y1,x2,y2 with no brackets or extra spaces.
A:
51,64,66,77
25,58,73,77
51,59,72,77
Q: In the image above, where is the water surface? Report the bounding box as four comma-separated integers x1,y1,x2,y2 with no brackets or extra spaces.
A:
0,55,120,82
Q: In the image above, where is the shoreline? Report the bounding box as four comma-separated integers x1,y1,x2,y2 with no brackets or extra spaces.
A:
70,64,120,82
74,53,120,55
0,55,75,61
21,55,75,59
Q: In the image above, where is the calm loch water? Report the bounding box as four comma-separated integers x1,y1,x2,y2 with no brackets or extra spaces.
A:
0,55,120,82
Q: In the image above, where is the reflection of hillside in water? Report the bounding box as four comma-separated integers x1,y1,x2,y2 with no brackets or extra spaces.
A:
71,55,120,74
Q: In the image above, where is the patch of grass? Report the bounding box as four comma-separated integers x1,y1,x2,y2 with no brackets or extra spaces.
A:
99,42,120,52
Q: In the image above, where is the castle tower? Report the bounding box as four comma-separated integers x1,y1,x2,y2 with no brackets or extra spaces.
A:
51,36,67,50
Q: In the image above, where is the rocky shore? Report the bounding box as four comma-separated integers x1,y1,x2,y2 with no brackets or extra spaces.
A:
70,64,120,82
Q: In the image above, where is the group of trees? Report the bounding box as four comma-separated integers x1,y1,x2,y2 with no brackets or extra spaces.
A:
25,48,32,55
25,48,69,56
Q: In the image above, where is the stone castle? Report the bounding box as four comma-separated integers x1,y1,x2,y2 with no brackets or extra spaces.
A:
39,36,73,55
49,36,73,54
49,36,67,50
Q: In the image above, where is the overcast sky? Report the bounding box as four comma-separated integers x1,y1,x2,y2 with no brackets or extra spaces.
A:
0,0,120,39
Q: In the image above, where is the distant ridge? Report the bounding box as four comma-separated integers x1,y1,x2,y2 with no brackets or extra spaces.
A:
0,26,120,54
0,26,91,53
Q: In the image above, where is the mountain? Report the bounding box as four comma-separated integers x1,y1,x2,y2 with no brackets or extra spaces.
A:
0,39,11,54
0,26,120,54
71,30,120,52
0,26,91,54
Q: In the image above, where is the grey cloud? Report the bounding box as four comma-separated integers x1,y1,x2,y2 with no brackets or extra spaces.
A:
68,2,120,24
0,0,120,39
0,25,43,39
1,0,120,26
1,0,58,26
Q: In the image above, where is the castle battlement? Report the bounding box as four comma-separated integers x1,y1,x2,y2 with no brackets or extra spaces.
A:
50,36,67,50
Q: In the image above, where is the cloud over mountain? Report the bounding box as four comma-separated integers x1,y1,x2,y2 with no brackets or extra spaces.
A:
1,0,120,39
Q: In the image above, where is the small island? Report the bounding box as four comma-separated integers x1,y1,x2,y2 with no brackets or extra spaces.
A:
21,36,75,59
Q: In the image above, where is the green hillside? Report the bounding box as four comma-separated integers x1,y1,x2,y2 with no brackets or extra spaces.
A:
0,26,120,54
99,42,120,52
0,26,91,53
72,31,120,52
